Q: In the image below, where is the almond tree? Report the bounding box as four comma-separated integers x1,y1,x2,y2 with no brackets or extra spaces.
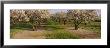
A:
10,10,17,26
10,10,24,27
67,9,98,30
10,9,27,23
53,11,67,25
25,9,50,31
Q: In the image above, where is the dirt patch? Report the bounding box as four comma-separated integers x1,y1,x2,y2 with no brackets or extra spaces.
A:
12,30,47,39
66,27,101,39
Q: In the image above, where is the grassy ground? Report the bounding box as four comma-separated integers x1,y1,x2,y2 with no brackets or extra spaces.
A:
44,29,80,39
10,21,101,39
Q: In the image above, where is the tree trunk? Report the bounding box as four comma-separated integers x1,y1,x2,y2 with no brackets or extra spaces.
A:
84,23,87,25
59,18,60,24
32,25,36,31
74,24,78,30
63,20,66,25
38,21,41,29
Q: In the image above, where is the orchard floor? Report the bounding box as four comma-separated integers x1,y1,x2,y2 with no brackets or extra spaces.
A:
10,27,101,39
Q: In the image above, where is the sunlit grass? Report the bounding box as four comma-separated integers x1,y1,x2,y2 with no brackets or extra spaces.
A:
45,29,80,39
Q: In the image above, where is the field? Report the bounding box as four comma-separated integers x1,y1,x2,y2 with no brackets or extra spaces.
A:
10,21,101,39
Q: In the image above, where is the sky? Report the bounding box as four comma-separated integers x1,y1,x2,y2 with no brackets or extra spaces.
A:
48,9,101,16
48,9,68,14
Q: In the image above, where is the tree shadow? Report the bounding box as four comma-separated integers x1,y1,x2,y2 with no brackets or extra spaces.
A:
69,29,76,30
44,26,65,31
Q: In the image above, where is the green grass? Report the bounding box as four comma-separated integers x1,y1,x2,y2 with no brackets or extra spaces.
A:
80,21,101,37
11,23,32,29
45,29,80,39
80,21,101,32
45,25,65,31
